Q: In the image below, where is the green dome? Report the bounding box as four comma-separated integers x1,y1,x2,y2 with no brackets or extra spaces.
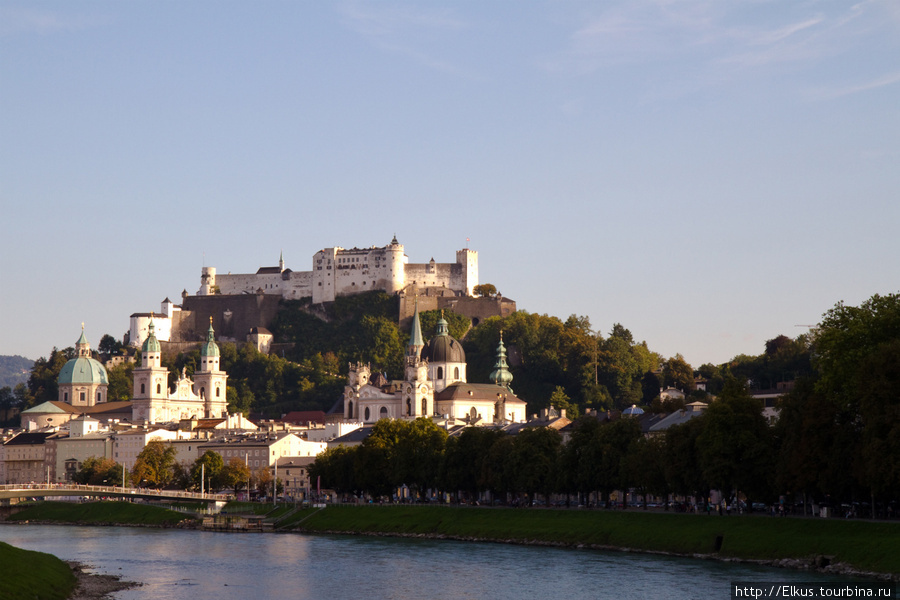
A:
142,320,161,353
58,356,109,386
201,320,220,357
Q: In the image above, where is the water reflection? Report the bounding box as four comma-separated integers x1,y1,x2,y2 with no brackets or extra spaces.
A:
0,525,865,600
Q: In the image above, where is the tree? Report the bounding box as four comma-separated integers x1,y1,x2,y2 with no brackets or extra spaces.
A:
419,309,471,341
662,355,695,392
664,416,706,501
106,362,134,402
775,377,847,514
190,451,225,491
27,348,72,407
510,427,562,504
98,334,124,357
473,283,497,297
810,293,900,511
549,385,579,418
309,445,359,496
75,456,127,486
697,377,773,503
441,427,505,502
221,457,251,495
132,440,177,488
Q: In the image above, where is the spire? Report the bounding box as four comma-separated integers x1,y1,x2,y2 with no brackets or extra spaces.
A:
489,330,514,391
201,316,220,358
142,315,161,354
435,309,449,337
76,324,91,358
279,249,285,271
408,298,424,359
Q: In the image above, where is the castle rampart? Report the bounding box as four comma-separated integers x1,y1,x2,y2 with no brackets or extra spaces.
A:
199,238,475,304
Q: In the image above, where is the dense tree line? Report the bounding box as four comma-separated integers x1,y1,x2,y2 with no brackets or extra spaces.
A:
310,292,900,517
308,380,778,510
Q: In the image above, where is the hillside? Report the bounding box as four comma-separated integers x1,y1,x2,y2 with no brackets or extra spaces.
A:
0,355,33,388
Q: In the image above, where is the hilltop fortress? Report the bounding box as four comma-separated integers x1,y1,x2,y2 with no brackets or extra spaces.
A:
199,235,477,304
128,237,515,349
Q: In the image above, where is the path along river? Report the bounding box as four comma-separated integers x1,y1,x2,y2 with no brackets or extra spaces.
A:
0,524,874,599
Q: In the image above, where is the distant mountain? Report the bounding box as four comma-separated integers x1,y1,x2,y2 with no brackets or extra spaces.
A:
0,355,33,389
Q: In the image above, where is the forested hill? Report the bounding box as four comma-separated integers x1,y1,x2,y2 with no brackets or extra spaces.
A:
7,290,814,421
0,355,33,388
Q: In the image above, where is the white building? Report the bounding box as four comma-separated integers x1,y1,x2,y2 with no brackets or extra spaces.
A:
342,306,527,425
132,319,228,424
128,298,180,348
197,237,478,304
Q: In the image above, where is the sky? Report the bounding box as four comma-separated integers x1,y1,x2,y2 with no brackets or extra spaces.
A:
1,1,898,368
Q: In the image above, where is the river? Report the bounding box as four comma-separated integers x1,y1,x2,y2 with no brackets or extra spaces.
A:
0,524,872,599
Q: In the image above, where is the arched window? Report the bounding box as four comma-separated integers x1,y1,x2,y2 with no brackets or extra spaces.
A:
216,387,220,397
469,407,478,420
406,398,411,416
200,387,206,399
437,367,443,380
348,400,354,417
364,407,371,421
80,392,85,402
140,383,145,394
422,398,427,414
454,367,460,379
156,383,161,394
97,392,101,403
380,406,388,418
64,392,68,403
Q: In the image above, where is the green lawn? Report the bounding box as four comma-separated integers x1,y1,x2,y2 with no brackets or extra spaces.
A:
0,541,76,600
6,500,195,526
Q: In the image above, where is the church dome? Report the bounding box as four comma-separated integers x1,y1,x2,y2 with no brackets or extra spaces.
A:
59,328,109,386
423,316,466,363
58,356,109,386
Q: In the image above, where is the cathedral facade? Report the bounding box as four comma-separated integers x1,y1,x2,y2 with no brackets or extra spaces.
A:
131,319,228,424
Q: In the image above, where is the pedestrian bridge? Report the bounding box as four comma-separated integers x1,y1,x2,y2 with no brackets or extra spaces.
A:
0,483,231,505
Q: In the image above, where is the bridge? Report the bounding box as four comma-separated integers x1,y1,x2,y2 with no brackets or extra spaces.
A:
0,483,231,505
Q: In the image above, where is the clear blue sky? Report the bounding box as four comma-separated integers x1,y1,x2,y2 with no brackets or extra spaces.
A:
2,1,898,368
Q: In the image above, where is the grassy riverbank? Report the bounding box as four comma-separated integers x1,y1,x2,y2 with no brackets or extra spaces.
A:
287,505,900,576
0,541,76,600
5,500,195,526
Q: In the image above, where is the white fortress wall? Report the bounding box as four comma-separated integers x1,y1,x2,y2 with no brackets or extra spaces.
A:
198,239,475,304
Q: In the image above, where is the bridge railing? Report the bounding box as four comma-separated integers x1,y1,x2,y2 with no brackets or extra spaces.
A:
0,483,230,502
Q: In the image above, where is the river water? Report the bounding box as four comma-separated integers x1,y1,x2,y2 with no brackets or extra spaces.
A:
0,524,870,600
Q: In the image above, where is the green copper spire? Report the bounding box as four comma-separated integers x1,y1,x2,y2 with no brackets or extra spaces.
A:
489,330,514,391
142,317,161,353
408,299,424,358
435,310,449,337
201,317,220,358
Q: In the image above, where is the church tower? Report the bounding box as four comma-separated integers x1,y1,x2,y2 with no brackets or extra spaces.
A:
402,300,433,418
489,330,514,392
193,318,228,418
132,318,169,423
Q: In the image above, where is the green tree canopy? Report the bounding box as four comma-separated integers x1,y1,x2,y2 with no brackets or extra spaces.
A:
132,440,177,489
